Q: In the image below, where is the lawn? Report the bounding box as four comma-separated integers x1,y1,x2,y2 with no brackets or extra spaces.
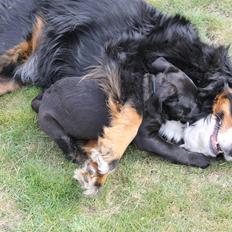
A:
0,0,232,231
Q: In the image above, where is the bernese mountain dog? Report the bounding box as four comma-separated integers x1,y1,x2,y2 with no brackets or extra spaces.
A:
0,0,232,195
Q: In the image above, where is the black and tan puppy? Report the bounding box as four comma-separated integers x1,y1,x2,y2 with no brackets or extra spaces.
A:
32,58,208,195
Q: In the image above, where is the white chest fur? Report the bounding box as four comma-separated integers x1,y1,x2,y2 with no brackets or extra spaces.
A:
181,117,216,157
159,116,217,157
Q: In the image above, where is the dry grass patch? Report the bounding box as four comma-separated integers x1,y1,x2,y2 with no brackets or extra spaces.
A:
0,190,23,232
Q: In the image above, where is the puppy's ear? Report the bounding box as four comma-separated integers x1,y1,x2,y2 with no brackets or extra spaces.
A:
150,81,177,114
151,57,178,73
158,81,177,103
155,77,177,112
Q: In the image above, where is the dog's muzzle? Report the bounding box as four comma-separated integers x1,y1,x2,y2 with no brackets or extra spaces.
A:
210,117,223,156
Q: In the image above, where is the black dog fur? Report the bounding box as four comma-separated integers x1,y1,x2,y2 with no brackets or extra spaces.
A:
1,0,232,169
32,58,209,168
1,0,232,108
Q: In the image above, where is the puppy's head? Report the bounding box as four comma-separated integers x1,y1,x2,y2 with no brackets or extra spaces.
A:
151,57,199,122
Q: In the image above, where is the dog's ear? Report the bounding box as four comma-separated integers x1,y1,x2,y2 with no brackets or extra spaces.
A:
151,57,178,73
158,81,177,103
155,77,177,112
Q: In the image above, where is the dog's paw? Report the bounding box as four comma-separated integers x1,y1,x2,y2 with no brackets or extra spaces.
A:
188,152,210,169
73,149,111,196
73,161,102,197
89,149,109,174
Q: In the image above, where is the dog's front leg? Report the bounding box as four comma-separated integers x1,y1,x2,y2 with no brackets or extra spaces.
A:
134,128,210,168
74,99,143,196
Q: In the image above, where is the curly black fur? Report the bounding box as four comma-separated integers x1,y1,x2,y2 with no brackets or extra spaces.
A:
1,0,226,168
0,0,230,115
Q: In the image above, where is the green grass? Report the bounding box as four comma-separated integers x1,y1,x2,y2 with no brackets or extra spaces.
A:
1,1,232,231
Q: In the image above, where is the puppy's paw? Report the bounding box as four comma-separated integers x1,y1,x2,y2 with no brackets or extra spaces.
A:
73,161,102,197
188,152,210,169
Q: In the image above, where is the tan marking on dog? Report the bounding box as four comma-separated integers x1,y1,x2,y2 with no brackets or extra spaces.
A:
95,173,109,186
31,16,44,52
97,98,142,162
0,16,44,73
82,140,98,156
0,41,30,73
213,90,232,133
0,80,21,96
